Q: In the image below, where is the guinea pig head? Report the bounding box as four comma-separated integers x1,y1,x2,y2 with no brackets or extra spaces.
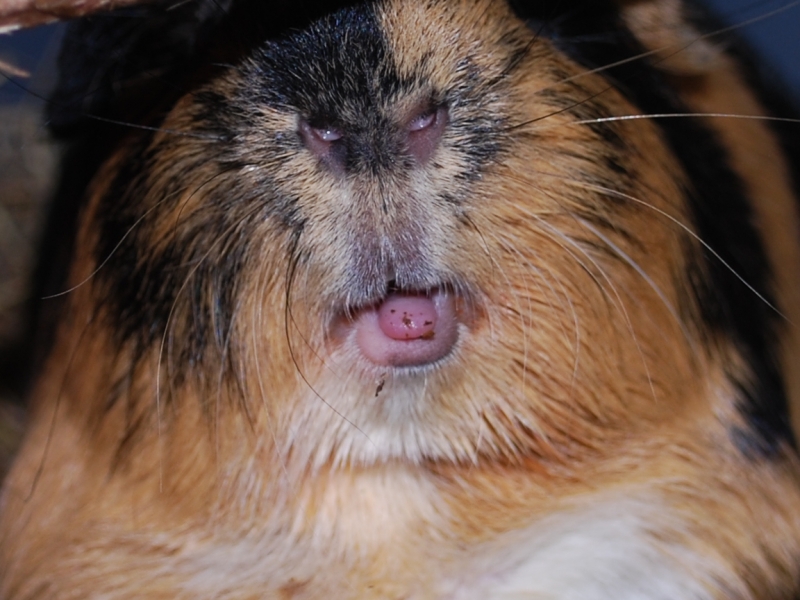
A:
68,0,715,476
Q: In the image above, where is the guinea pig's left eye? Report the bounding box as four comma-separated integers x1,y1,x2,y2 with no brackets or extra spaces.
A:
404,104,448,164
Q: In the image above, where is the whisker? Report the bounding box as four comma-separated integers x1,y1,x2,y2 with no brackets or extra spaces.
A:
478,229,541,403
536,217,661,405
282,233,374,456
250,241,291,483
153,192,265,490
212,288,240,465
83,115,226,140
456,214,506,385
701,0,800,42
26,311,96,501
575,179,789,322
576,216,698,357
42,202,162,299
491,169,685,403
503,85,800,137
548,0,799,90
501,164,788,323
570,112,800,127
502,0,800,135
485,226,584,402
0,66,225,141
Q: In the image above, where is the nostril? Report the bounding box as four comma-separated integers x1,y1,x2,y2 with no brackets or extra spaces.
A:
405,104,448,164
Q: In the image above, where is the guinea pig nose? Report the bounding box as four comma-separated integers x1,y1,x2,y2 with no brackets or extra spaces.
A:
405,104,448,164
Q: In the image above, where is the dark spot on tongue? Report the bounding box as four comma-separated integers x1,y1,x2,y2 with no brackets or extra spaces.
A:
378,294,438,340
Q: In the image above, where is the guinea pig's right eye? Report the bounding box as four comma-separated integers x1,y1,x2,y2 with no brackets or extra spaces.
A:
298,118,346,168
300,118,343,143
311,126,343,142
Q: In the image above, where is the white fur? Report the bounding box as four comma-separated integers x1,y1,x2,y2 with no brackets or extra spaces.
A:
449,498,717,600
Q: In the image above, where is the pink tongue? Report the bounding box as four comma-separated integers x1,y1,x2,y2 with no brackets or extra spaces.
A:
377,294,437,340
350,289,460,368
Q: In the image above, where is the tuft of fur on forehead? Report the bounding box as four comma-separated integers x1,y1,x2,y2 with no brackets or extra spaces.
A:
2,0,800,597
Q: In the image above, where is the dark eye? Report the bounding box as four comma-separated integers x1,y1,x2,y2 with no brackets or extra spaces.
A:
407,110,437,133
298,118,346,172
405,104,448,164
311,126,343,142
299,116,344,145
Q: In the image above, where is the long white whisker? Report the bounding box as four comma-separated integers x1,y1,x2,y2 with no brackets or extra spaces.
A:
43,201,163,299
478,227,561,406
506,167,788,322
154,199,265,491
537,218,660,406
250,240,291,484
576,217,699,358
490,169,667,404
571,113,800,127
578,180,789,322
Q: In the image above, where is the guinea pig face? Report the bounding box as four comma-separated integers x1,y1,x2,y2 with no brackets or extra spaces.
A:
78,0,732,470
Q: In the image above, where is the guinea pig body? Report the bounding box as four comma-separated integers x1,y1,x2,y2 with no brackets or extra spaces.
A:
2,0,800,597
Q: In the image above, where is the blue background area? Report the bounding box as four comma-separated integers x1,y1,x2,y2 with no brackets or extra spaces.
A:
0,23,62,104
703,0,800,98
0,1,798,103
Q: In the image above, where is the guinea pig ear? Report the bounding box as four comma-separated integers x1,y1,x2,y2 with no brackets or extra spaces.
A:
617,0,724,76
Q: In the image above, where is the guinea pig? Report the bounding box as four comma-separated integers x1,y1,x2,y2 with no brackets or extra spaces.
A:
2,0,800,597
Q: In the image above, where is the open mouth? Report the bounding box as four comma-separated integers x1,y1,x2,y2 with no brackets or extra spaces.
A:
333,283,463,369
